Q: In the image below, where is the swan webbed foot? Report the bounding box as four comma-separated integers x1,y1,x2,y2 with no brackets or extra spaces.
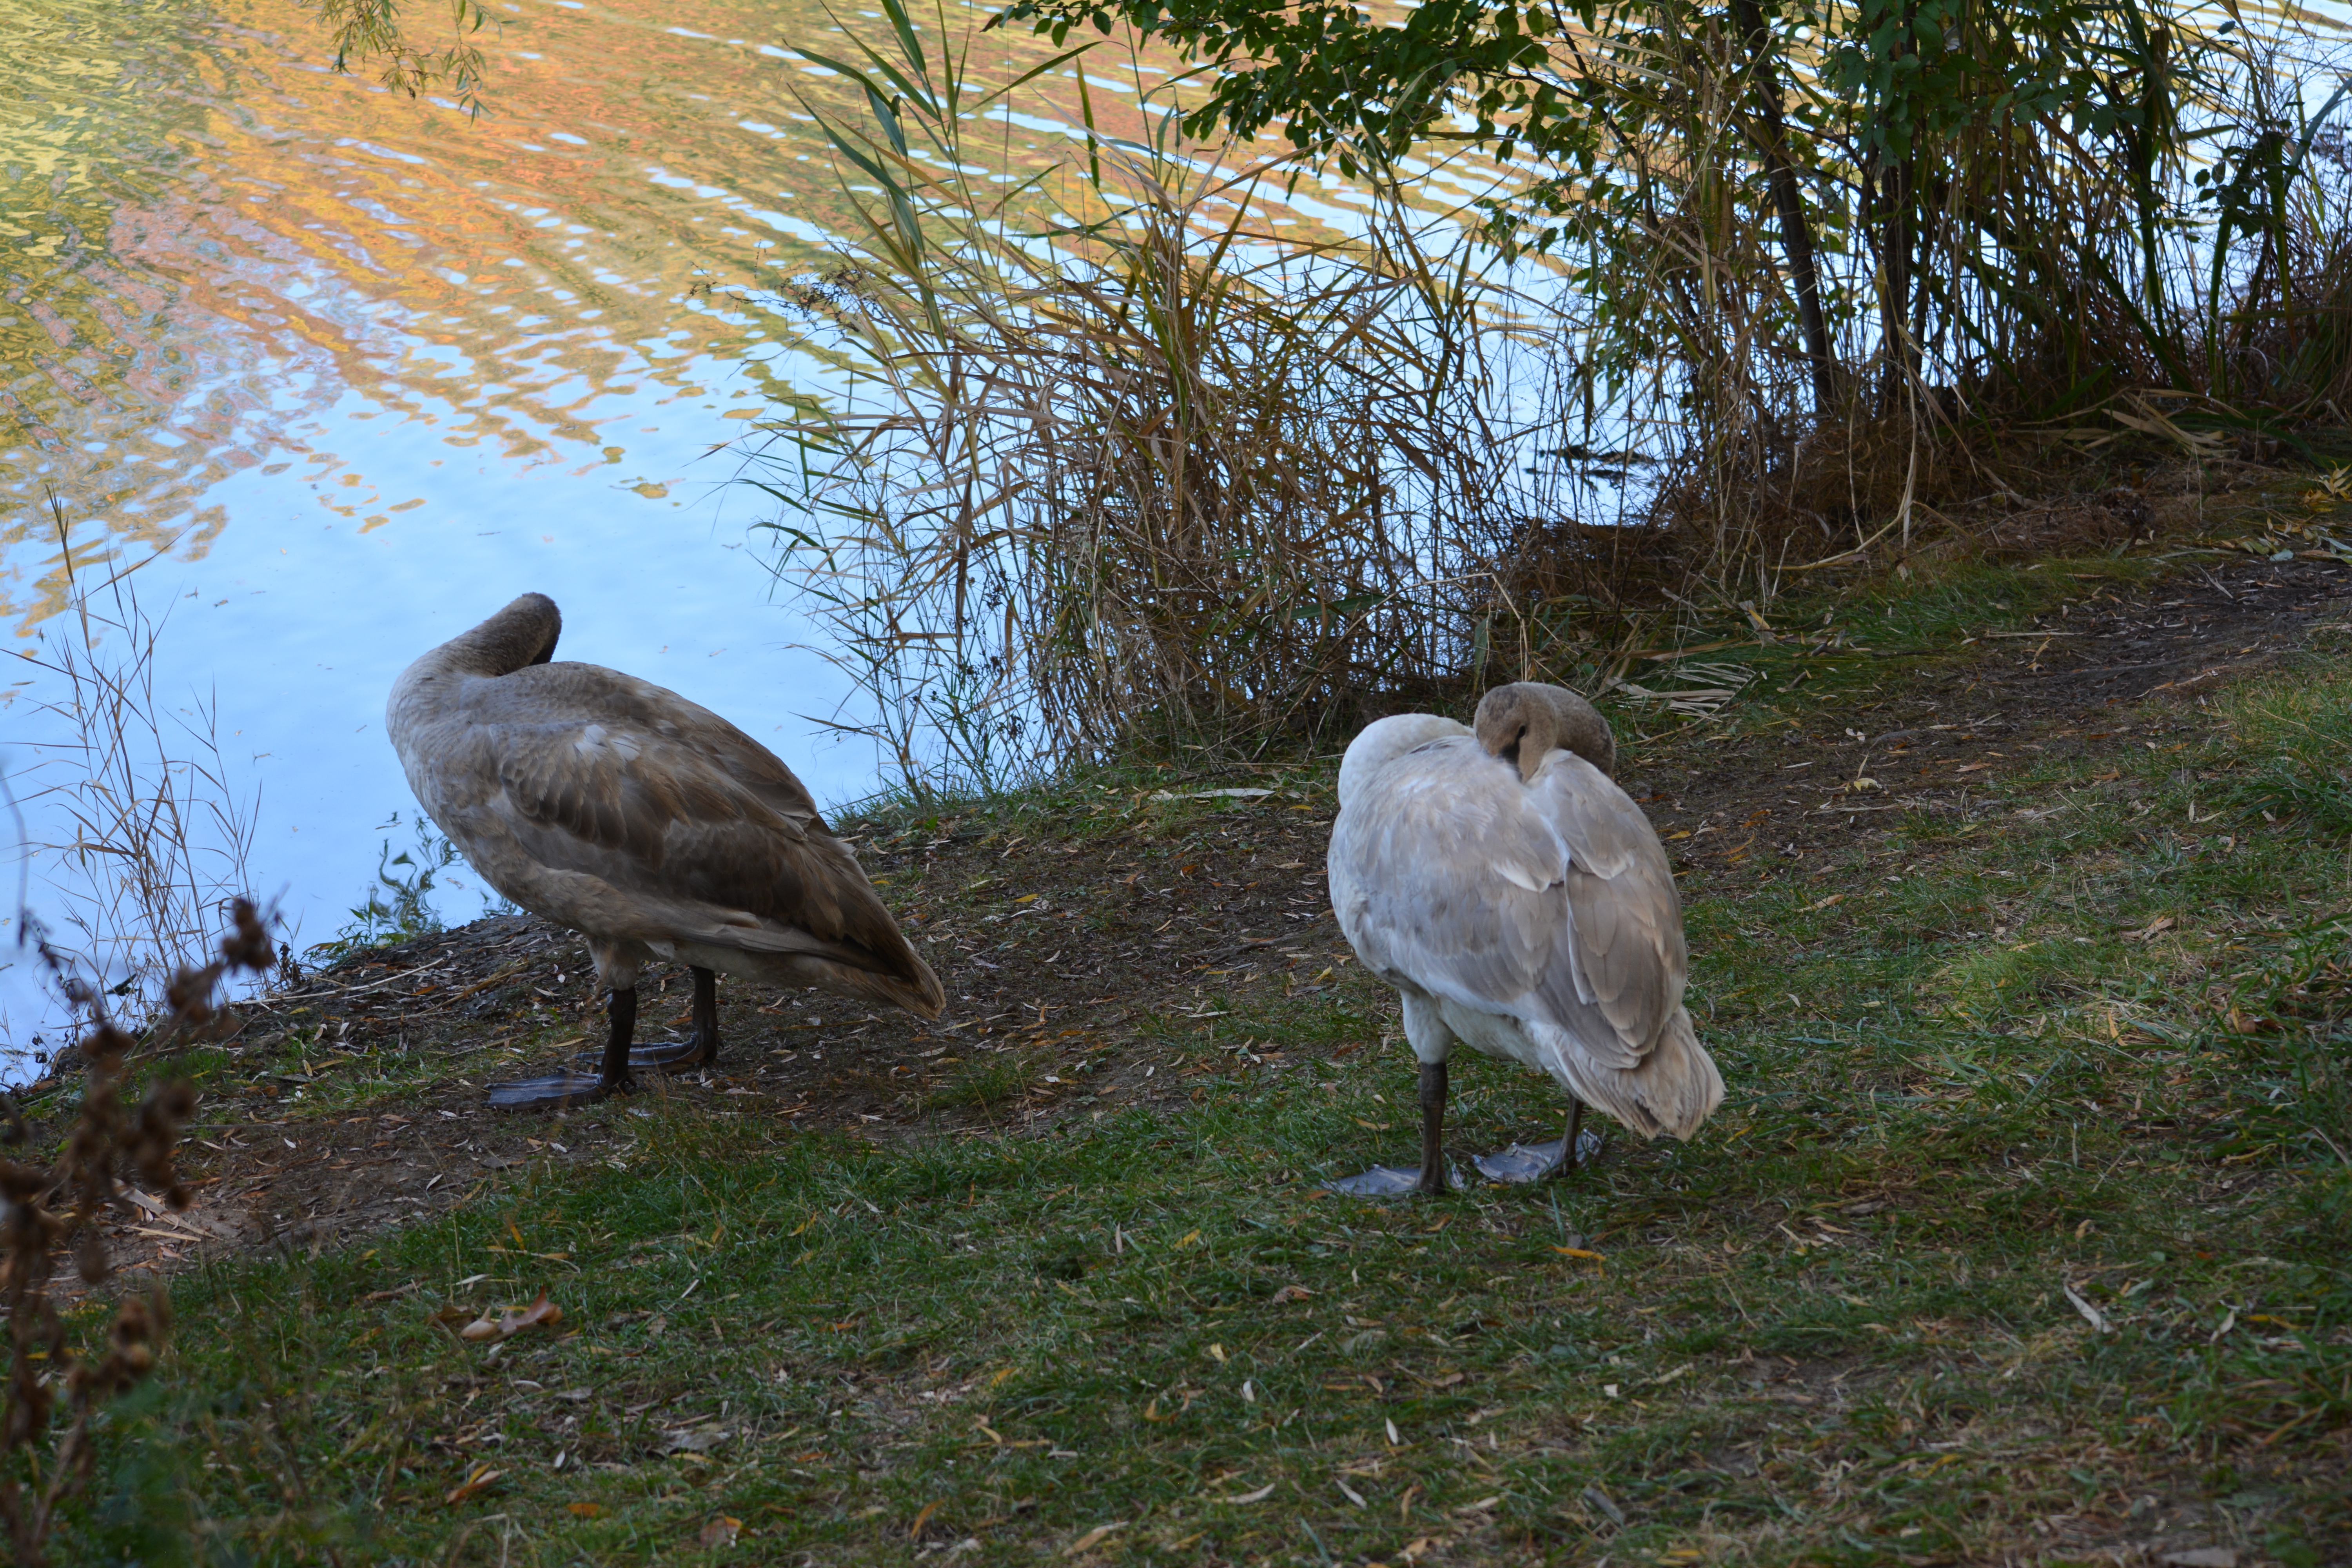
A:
624,1038,712,1073
1466,1127,1606,1184
494,985,643,1109
1327,1165,1422,1196
627,967,719,1072
1327,1160,1466,1197
485,1071,632,1111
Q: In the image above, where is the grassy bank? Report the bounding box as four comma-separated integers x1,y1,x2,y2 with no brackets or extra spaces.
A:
35,549,2352,1565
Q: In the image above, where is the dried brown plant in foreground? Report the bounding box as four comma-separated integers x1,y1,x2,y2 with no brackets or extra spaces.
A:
0,899,273,1566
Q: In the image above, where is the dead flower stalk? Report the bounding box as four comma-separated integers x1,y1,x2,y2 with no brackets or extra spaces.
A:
0,898,274,1566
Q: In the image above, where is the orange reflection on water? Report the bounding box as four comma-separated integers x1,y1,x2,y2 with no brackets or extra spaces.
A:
1,0,1486,632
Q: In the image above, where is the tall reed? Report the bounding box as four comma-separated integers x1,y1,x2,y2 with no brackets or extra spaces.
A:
753,5,1574,792
15,507,261,1030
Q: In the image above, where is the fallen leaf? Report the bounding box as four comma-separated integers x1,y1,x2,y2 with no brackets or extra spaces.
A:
1269,1284,1315,1305
2062,1282,2111,1333
459,1290,563,1343
1063,1522,1128,1555
698,1515,742,1548
2160,1551,2238,1568
1218,1483,1278,1504
909,1500,941,1539
566,1502,603,1518
1336,1477,1368,1507
1553,1245,1604,1262
445,1465,503,1505
661,1426,732,1455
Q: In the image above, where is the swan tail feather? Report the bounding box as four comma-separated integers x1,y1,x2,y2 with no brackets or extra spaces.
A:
1531,1011,1722,1140
678,922,948,1019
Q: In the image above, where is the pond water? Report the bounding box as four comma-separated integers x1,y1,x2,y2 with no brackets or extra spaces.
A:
0,0,1140,1044
0,0,1507,1053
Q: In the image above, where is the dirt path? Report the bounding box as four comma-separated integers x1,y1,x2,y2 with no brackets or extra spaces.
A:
47,551,2351,1286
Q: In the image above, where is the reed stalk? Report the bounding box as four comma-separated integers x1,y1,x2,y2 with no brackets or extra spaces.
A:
753,4,1592,792
14,504,262,1032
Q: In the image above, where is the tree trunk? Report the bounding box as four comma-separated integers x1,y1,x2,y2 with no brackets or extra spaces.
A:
1728,0,1837,414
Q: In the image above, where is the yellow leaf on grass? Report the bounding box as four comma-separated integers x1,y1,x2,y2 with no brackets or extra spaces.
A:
445,1466,503,1505
567,1502,604,1518
1553,1246,1605,1262
1064,1523,1127,1555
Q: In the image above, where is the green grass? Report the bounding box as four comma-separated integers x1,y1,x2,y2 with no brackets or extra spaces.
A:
49,564,2352,1565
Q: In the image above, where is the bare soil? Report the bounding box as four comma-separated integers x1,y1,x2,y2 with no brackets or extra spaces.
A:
47,550,2352,1294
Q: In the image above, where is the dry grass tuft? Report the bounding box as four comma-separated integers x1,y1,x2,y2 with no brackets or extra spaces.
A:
14,501,261,1033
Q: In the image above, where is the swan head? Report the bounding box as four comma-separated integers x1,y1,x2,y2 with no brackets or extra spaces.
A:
1474,682,1615,781
461,592,564,675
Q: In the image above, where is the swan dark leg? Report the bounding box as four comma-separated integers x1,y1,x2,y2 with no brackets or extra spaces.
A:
487,985,639,1110
628,967,720,1072
1416,1060,1450,1194
1564,1099,1584,1171
1327,1059,1455,1198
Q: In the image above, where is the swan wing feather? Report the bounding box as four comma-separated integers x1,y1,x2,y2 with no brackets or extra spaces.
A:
1329,737,1682,1071
448,665,906,962
1530,752,1688,1054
